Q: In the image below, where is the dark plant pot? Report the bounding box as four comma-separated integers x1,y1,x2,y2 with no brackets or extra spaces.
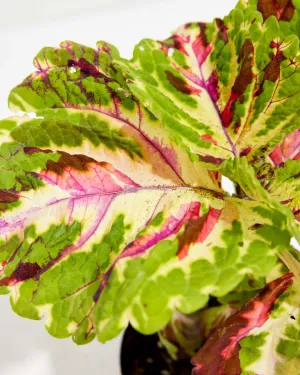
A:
121,325,193,375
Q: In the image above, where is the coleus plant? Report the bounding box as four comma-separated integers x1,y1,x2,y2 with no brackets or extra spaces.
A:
1,0,300,373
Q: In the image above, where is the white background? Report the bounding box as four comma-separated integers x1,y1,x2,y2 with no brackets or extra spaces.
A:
0,1,236,374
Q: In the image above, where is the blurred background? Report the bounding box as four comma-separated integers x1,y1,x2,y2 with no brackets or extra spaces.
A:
0,1,236,374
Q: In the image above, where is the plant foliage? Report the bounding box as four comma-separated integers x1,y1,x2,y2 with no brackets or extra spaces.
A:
1,0,300,373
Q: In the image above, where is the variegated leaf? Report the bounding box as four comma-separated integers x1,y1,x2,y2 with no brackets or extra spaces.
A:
114,2,300,167
7,41,221,190
0,112,292,344
192,272,297,375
